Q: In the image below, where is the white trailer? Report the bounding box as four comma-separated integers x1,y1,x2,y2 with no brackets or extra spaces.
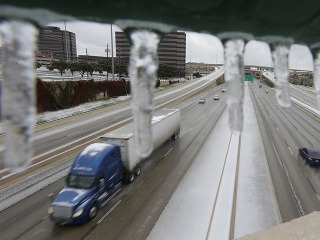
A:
99,109,180,180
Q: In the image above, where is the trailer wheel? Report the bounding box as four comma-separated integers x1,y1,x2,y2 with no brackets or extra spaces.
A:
135,166,141,176
128,172,135,182
171,133,178,140
88,204,98,220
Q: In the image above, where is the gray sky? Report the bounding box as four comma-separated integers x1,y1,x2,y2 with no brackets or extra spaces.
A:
49,20,313,71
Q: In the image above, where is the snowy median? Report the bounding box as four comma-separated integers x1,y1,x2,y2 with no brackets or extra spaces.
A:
147,109,241,240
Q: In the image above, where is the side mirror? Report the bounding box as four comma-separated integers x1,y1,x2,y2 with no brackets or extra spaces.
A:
48,193,55,202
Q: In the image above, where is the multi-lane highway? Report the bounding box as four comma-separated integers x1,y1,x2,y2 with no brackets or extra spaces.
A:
249,81,320,222
0,79,227,239
0,73,319,239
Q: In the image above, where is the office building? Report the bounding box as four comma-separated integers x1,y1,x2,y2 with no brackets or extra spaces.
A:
115,31,186,76
38,26,77,61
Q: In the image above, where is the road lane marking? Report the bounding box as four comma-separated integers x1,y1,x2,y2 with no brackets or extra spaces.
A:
272,142,305,216
188,126,195,133
114,115,123,120
164,148,173,157
67,130,83,137
288,147,293,155
97,199,122,225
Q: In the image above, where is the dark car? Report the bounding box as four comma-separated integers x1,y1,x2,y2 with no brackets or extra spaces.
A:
299,148,320,166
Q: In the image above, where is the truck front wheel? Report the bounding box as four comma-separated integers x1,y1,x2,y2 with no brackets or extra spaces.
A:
88,204,98,220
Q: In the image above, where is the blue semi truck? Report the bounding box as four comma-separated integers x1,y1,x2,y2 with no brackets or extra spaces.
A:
49,109,180,224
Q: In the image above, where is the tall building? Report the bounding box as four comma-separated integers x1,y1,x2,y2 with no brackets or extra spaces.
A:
38,26,77,61
158,31,186,77
115,31,186,76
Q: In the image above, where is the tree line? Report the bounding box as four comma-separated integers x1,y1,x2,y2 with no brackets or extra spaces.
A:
40,59,180,79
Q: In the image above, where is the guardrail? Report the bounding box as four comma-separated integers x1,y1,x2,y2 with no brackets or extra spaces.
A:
206,133,241,239
262,72,319,119
0,70,224,189
291,97,320,119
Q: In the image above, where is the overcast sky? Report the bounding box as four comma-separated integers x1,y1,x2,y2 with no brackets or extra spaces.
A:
49,20,313,71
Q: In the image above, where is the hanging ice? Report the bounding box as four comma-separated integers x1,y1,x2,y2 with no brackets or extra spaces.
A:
313,52,320,110
272,45,291,108
0,20,38,172
224,39,245,133
128,30,160,158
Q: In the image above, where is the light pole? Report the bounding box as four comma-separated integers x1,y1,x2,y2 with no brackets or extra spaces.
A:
111,24,115,79
105,44,110,80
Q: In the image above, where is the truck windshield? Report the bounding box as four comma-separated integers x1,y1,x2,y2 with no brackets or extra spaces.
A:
67,174,96,189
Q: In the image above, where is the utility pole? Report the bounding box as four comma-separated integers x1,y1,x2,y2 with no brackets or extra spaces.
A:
106,44,109,80
86,48,88,79
64,21,69,61
111,24,115,79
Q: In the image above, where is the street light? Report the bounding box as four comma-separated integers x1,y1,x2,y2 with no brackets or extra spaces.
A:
105,44,110,80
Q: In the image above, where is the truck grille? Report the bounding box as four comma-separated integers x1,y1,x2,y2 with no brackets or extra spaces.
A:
52,204,73,219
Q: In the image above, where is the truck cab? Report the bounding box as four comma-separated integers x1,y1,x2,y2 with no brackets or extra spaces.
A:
49,143,122,224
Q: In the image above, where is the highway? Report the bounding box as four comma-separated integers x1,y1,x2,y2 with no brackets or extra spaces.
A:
0,73,319,239
0,69,224,184
0,80,227,240
249,81,320,222
290,84,318,109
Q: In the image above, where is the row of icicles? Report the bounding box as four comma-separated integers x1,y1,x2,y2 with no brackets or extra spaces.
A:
0,20,319,173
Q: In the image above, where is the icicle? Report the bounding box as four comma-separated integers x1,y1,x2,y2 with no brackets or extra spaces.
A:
313,52,320,110
272,45,291,108
128,30,160,158
224,39,245,133
0,20,38,172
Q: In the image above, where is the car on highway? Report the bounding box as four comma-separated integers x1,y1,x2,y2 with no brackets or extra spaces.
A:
213,95,219,100
199,97,205,104
221,88,226,93
299,148,320,166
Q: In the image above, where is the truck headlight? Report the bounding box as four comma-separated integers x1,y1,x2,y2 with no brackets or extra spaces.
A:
73,208,83,217
48,206,53,214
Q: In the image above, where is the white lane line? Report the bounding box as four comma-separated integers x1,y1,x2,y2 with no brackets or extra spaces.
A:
316,194,320,203
288,147,293,155
276,127,280,132
271,142,305,216
97,199,122,225
189,127,195,133
67,130,83,137
114,115,123,120
164,148,173,157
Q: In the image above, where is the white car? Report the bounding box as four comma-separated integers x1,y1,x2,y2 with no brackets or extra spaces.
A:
213,95,219,100
221,88,226,92
199,97,205,104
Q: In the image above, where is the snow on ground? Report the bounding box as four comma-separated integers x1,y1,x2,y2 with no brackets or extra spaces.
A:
148,102,233,240
148,82,280,240
234,83,281,238
0,80,190,134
